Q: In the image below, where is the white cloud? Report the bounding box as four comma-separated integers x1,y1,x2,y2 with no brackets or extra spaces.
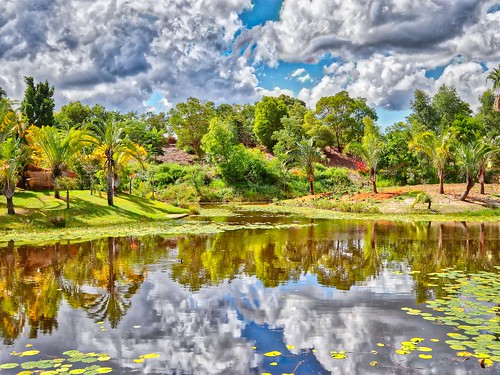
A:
297,74,312,83
290,68,306,77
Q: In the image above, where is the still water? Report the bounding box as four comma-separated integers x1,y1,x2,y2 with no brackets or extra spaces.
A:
0,212,499,374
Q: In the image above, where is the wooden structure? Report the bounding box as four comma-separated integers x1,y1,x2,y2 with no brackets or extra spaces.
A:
23,164,77,190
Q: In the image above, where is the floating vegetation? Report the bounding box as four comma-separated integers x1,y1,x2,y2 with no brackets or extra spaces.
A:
1,349,114,374
402,268,500,367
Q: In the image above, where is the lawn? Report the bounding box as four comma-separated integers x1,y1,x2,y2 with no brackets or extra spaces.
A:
0,189,188,231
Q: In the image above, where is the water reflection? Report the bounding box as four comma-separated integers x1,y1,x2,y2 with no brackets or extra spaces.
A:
0,218,499,374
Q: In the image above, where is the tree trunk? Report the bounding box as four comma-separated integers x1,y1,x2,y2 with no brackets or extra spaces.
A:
54,186,60,199
6,196,15,215
438,168,445,194
460,176,474,201
309,179,315,195
370,167,377,194
478,163,485,195
107,165,114,206
66,189,70,209
494,95,500,112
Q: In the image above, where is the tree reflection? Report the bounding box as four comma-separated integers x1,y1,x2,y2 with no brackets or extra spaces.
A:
1,219,499,344
0,236,175,341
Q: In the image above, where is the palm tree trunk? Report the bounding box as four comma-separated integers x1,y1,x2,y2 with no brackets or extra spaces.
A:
309,179,314,195
460,176,474,201
66,189,70,209
370,167,377,194
107,164,114,206
438,168,444,194
6,196,15,215
478,163,485,195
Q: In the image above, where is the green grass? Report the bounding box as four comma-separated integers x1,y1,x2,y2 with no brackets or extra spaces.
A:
234,204,500,223
0,190,188,232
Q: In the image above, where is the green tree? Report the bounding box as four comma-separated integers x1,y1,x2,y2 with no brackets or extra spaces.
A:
253,96,288,150
20,76,55,127
314,91,377,152
292,138,324,195
26,126,85,199
486,65,500,112
0,137,26,214
408,89,439,132
86,120,145,206
432,84,471,133
455,140,493,201
55,101,92,129
476,90,500,135
0,86,7,100
168,97,215,158
346,117,384,193
409,130,453,194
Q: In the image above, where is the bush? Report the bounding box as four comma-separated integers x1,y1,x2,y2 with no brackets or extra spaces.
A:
315,167,358,194
155,163,196,188
158,182,199,205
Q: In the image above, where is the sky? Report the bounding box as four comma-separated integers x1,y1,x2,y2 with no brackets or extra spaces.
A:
0,0,499,128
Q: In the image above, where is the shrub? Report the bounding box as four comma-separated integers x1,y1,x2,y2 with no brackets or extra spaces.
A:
315,167,357,194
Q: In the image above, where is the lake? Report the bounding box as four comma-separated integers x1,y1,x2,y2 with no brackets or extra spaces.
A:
1,211,499,374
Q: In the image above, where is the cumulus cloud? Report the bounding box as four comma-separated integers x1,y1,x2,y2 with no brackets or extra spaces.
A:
238,0,499,110
0,0,261,111
0,0,497,113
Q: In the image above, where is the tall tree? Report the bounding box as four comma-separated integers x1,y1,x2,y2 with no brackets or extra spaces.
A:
26,126,85,199
253,96,288,150
432,84,471,133
86,120,144,206
477,90,500,134
0,137,26,214
0,86,7,100
292,138,324,195
409,131,452,194
168,97,215,158
486,65,500,112
20,76,55,127
408,89,439,132
455,140,493,201
346,117,384,193
314,91,377,152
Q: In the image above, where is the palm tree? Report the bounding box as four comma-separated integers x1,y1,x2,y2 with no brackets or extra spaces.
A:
86,120,144,206
0,137,26,214
486,65,500,112
409,130,452,194
456,140,493,201
346,117,384,193
26,126,85,199
292,138,324,195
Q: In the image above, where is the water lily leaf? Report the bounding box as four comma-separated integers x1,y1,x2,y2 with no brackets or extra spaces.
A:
142,353,160,359
20,350,40,357
21,361,41,369
417,347,432,352
376,343,384,347
96,367,113,373
133,359,143,364
419,354,432,359
16,371,33,375
369,361,377,366
430,339,439,342
0,363,19,369
63,351,82,357
411,338,425,343
480,358,493,368
286,345,295,350
395,349,410,355
270,362,277,366
457,351,473,357
263,351,281,357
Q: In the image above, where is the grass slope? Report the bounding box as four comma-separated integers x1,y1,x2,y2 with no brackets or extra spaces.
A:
0,190,187,231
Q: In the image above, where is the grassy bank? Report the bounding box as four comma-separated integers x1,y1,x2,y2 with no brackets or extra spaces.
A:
0,190,188,238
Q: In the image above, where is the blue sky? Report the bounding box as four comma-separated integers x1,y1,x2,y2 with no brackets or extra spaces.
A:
0,0,498,130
